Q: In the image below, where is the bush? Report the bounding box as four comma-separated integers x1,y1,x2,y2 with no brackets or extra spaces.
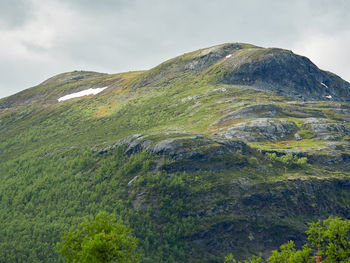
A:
265,152,308,169
248,156,259,167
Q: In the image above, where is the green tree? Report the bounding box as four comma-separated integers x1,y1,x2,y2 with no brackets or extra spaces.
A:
225,217,350,263
306,216,350,262
224,253,264,263
57,211,141,263
267,241,311,263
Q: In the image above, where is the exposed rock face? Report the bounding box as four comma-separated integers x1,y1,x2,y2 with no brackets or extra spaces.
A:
219,48,350,102
212,104,284,125
186,178,350,260
131,44,350,101
303,118,350,141
125,137,153,155
97,132,252,172
152,138,184,155
212,103,328,127
294,133,302,141
97,134,143,154
217,118,298,142
282,105,326,118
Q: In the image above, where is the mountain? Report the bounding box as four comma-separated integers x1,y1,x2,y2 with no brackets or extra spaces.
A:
0,43,350,263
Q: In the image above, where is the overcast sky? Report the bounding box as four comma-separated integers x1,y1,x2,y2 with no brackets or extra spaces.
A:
1,0,349,98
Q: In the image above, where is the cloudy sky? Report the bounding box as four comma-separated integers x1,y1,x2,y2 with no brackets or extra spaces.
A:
1,0,349,98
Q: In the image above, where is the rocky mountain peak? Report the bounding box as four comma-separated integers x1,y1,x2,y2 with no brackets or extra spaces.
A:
128,43,350,102
211,47,350,101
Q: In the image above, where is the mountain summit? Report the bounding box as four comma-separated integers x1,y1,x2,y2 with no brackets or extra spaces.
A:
1,43,349,262
2,43,350,109
132,43,350,101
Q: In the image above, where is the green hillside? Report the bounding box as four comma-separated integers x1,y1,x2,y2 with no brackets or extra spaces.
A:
0,43,349,262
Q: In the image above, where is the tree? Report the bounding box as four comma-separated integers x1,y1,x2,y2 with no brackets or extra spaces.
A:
306,216,350,262
224,216,350,263
57,211,141,263
267,241,311,263
225,253,264,263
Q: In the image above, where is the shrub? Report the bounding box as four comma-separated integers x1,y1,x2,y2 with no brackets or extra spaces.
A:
265,152,308,169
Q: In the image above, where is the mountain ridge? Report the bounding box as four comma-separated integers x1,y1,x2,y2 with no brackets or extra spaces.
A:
1,43,350,262
2,42,350,109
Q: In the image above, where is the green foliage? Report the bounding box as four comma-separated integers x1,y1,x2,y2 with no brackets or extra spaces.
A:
248,156,259,167
268,242,311,263
225,253,264,263
57,211,140,263
306,216,350,262
265,153,308,169
225,217,350,263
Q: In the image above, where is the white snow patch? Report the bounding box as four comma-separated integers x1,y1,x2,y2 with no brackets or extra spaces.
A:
58,87,108,102
325,95,332,99
321,82,329,89
226,54,232,58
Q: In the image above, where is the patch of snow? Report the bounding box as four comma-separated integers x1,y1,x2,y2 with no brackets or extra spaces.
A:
58,87,108,102
226,54,232,58
321,82,329,89
325,95,332,99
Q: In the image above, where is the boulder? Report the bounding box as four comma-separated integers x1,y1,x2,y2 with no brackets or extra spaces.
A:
294,133,302,141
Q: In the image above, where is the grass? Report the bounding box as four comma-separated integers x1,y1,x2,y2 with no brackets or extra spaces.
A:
248,138,328,151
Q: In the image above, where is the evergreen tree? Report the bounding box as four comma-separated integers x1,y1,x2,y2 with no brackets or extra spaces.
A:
57,211,141,263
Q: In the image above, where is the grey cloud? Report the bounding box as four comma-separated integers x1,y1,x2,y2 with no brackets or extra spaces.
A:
60,0,132,14
0,0,34,29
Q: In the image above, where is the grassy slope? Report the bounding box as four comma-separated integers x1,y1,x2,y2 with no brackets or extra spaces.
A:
0,45,350,262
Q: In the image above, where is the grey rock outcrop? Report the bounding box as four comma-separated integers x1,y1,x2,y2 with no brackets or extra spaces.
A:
294,133,302,141
151,139,184,155
125,137,152,155
95,132,252,172
212,104,283,126
218,118,298,142
303,118,350,141
97,134,143,154
220,48,350,102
